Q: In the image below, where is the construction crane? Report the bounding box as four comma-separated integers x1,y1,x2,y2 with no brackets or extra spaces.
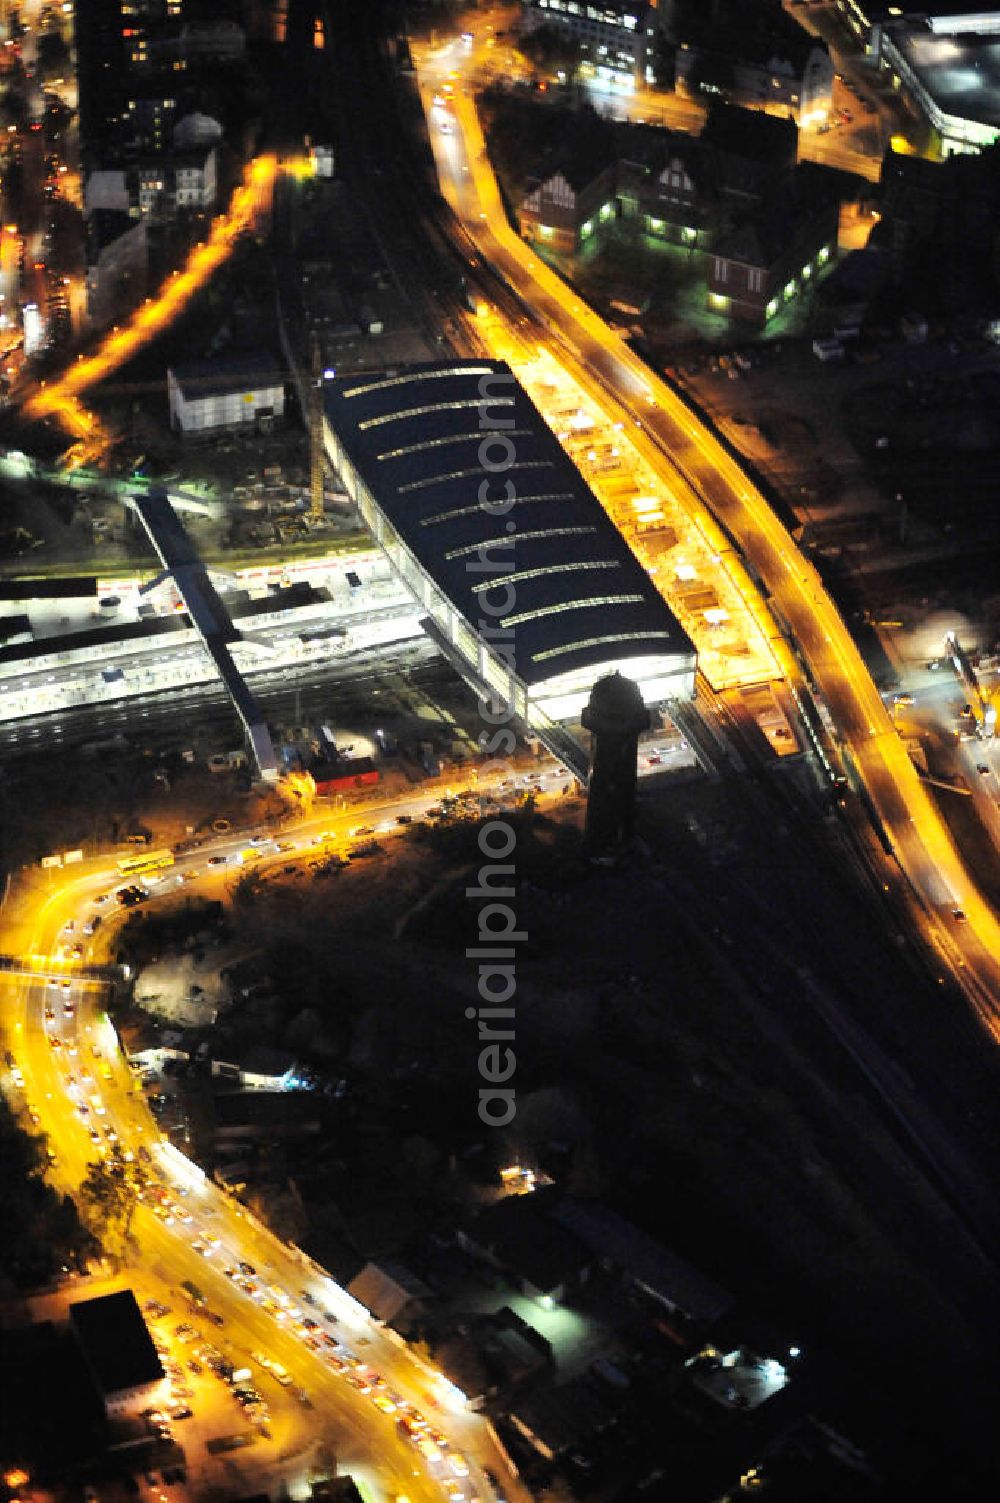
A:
309,335,325,522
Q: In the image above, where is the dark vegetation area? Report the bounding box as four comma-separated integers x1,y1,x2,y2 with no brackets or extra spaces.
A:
0,1095,96,1290
105,784,1000,1490
116,896,228,973
872,144,1000,318
0,743,254,873
843,365,1000,543
479,89,613,200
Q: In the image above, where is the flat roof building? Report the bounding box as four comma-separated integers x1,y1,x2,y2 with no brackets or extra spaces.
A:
550,1198,733,1323
522,1,660,86
833,1,1000,47
85,210,148,331
322,362,696,739
508,1376,620,1460
0,1322,105,1480
68,1290,166,1417
75,0,183,166
870,9,1000,154
237,1044,298,1091
457,1191,592,1304
167,353,285,438
310,755,380,795
0,576,98,601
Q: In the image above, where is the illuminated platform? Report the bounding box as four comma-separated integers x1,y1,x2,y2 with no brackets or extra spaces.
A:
477,322,782,693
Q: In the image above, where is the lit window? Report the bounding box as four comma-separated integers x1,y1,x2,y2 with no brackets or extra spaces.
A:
503,594,646,630
344,367,494,401
471,560,621,595
421,492,574,527
444,525,597,561
532,630,674,665
358,398,514,432
380,429,533,463
401,461,556,495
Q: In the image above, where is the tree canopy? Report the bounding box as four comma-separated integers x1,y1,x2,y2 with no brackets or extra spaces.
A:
0,1097,96,1289
78,1154,148,1262
517,23,583,80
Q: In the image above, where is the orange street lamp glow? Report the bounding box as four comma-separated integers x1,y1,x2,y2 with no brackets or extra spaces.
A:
438,82,1000,998
22,155,296,441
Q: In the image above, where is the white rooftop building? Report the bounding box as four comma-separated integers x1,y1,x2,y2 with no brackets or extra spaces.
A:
167,353,286,437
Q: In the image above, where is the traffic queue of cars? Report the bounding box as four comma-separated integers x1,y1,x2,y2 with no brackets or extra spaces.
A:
227,1271,477,1497
27,812,525,1503
129,1211,485,1499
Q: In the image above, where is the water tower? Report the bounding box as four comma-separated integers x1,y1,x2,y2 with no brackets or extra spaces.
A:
581,671,650,854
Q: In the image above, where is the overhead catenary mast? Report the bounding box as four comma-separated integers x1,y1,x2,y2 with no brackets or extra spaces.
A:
310,335,325,522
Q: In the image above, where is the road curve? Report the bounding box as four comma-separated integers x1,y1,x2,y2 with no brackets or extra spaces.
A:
415,46,1000,1016
3,802,549,1503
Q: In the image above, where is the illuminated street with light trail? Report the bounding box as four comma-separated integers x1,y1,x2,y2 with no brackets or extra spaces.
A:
2,803,547,1503
19,155,293,460
413,30,1000,1021
3,1,1000,1499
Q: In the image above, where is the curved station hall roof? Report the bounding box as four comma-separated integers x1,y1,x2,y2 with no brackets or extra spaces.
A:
323,362,695,706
